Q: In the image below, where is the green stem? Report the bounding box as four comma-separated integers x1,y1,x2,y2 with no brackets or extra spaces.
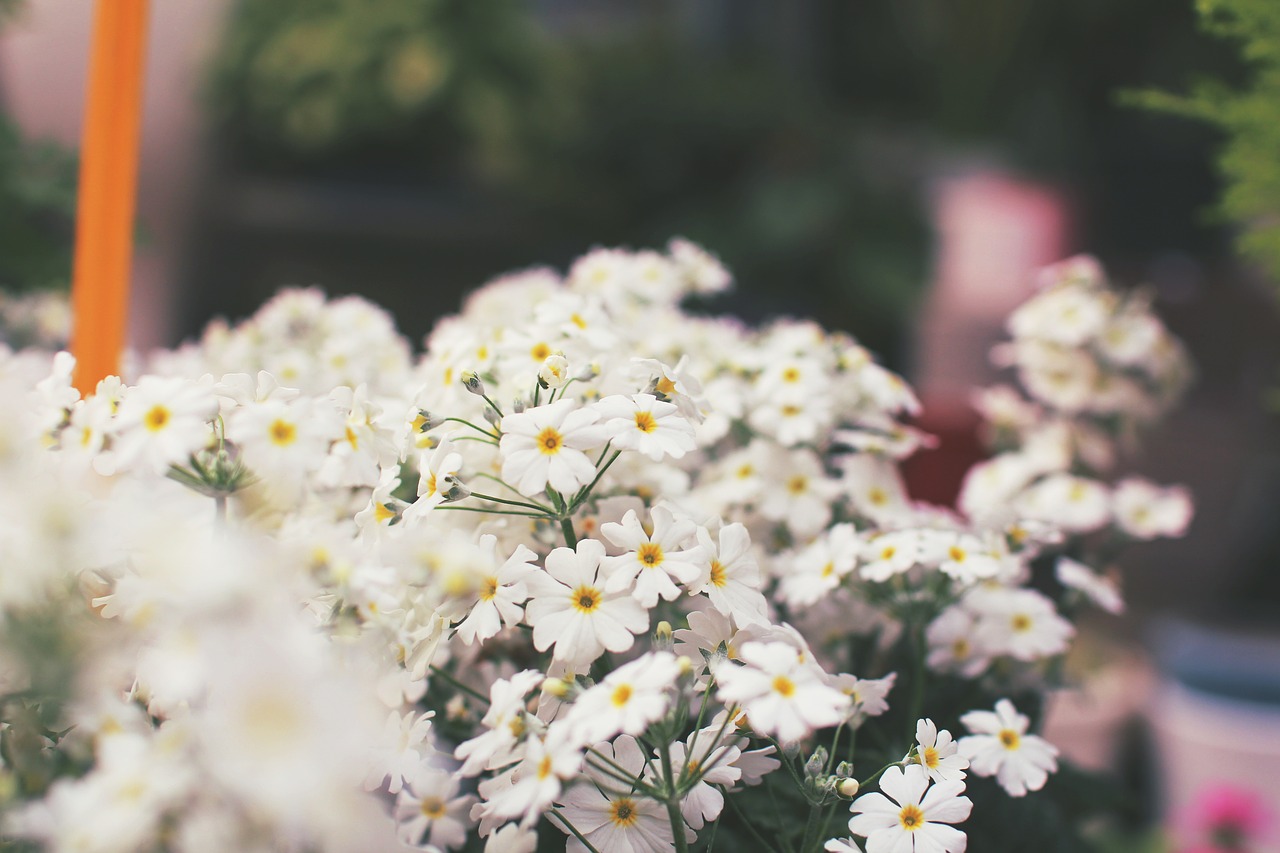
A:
468,491,554,514
658,738,691,853
561,516,577,548
480,393,505,419
428,665,489,705
549,808,603,853
800,803,826,853
442,416,500,440
570,449,620,510
436,506,547,518
906,623,927,743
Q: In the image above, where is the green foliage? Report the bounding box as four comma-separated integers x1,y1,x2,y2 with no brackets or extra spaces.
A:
207,0,564,181
1130,0,1280,284
0,117,76,294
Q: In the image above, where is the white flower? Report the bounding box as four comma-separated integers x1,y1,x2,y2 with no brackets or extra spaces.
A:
394,766,475,849
715,641,850,743
110,377,216,474
665,731,742,830
1112,477,1192,539
498,399,610,497
601,507,704,607
909,719,968,783
594,393,696,461
926,607,990,678
686,522,768,626
969,587,1074,662
525,539,649,666
562,652,682,745
1055,557,1124,615
848,764,971,853
365,709,436,795
455,670,544,776
404,436,466,521
779,523,859,607
959,699,1058,797
453,538,538,646
555,735,686,853
1016,473,1111,533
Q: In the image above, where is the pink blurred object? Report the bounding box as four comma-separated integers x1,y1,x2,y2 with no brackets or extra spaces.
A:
1177,783,1275,852
906,167,1071,506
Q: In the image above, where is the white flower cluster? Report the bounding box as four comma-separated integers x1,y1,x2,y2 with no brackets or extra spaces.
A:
0,242,1190,853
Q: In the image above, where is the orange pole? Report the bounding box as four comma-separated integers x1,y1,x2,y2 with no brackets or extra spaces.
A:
70,0,150,395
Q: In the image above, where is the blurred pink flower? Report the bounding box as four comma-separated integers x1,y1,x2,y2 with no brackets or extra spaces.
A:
1180,783,1273,852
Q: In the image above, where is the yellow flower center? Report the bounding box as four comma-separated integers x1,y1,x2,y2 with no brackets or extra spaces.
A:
638,543,664,568
781,404,802,417
374,502,397,524
709,560,727,587
143,405,170,432
610,798,639,827
787,475,808,495
736,463,754,479
538,755,554,779
899,803,924,831
572,585,601,613
772,675,795,697
821,561,835,578
531,342,551,361
921,746,939,769
999,729,1021,750
1011,614,1032,632
655,376,677,395
268,418,296,446
634,411,658,433
868,486,888,506
537,426,563,454
420,796,446,819
570,313,587,329
782,367,800,383
480,577,499,601
611,684,632,707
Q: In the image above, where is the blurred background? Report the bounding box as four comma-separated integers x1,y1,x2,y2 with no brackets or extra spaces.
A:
1,0,1279,847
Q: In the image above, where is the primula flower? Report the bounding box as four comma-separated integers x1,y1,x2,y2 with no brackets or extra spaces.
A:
394,767,476,849
498,399,610,497
110,377,217,474
525,539,649,666
1112,477,1193,539
848,764,971,853
562,652,682,745
455,670,544,776
555,735,689,853
686,521,768,626
594,393,696,461
452,538,538,646
715,641,850,743
959,699,1058,797
601,507,704,608
908,719,968,783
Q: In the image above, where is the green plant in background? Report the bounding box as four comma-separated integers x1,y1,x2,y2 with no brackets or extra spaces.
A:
0,117,76,295
1130,0,1280,285
0,0,76,298
207,0,565,182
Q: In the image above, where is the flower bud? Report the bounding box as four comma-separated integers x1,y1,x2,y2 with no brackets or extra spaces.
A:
541,677,571,699
483,407,501,429
462,371,486,396
413,409,444,433
836,778,860,798
654,620,674,650
538,354,570,389
440,476,470,503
